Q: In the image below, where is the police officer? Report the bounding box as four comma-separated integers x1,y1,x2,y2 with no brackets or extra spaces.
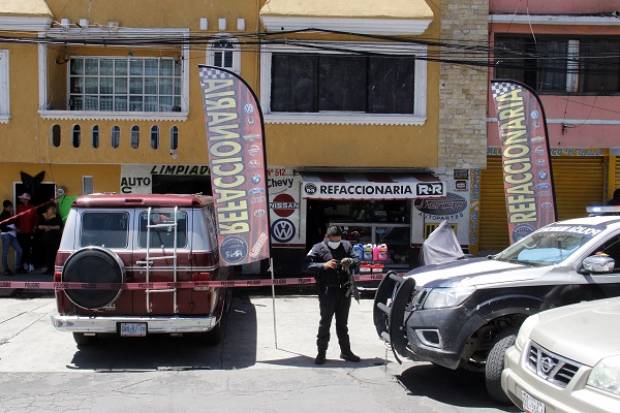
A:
306,226,361,365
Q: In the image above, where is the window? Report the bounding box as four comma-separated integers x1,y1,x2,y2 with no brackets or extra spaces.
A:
82,176,94,195
150,125,159,149
0,50,8,121
208,38,240,74
72,125,81,148
111,125,120,148
138,210,188,248
51,125,61,147
130,125,139,149
580,38,620,94
270,53,415,114
80,212,129,248
495,36,568,93
170,126,179,151
495,35,620,95
68,57,182,112
92,125,100,148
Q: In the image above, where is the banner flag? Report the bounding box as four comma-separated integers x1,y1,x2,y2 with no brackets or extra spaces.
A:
491,80,557,244
199,65,270,266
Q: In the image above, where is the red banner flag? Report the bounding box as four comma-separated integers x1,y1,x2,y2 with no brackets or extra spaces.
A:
199,66,270,266
491,80,557,244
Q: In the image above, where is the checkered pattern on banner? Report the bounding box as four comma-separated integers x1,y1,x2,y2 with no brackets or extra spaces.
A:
199,67,233,100
491,81,519,99
198,67,232,84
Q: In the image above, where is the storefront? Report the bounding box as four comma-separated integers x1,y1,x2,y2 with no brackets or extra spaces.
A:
478,152,607,253
114,165,476,276
301,173,444,269
266,168,476,275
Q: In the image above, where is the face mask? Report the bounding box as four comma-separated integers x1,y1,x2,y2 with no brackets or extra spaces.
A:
327,241,341,249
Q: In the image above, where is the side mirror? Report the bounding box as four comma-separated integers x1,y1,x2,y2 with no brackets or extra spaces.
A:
582,255,615,274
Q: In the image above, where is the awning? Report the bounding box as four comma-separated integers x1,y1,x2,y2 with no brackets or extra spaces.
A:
0,0,52,17
0,0,53,31
260,0,434,35
301,173,445,200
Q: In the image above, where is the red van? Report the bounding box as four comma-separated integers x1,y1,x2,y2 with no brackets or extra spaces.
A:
51,194,228,347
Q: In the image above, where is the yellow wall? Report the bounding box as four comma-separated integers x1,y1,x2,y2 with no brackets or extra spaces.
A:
0,0,441,169
0,164,120,203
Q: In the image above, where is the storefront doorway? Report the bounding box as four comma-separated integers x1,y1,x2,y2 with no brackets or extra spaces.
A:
306,199,413,267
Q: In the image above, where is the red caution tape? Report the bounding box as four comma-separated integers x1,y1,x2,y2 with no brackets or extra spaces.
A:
0,273,390,290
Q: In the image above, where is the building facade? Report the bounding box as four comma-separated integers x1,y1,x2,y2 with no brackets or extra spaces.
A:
481,0,620,252
0,0,489,275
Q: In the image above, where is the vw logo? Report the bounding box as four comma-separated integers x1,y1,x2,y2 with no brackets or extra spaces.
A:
304,183,317,195
540,356,556,374
271,219,295,243
244,103,254,114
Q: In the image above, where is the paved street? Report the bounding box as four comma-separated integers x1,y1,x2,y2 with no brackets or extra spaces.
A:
0,294,516,413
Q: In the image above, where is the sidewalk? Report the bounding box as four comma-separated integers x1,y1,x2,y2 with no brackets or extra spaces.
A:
0,273,54,298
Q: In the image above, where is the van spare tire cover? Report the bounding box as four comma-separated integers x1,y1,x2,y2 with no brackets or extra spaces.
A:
62,247,125,309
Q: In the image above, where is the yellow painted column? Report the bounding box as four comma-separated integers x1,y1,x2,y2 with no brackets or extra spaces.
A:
608,152,616,200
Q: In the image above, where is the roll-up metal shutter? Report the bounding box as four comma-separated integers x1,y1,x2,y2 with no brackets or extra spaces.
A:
479,156,605,253
479,157,508,252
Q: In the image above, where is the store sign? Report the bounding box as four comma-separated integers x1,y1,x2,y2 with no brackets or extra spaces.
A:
414,193,467,218
199,65,270,266
120,164,211,194
303,182,445,200
411,170,472,246
270,193,298,218
268,167,304,246
491,80,556,243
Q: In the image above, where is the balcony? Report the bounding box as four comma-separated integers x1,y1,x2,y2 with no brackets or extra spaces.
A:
38,28,189,122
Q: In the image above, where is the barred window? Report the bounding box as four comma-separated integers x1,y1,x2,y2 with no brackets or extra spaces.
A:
111,126,120,148
69,57,182,112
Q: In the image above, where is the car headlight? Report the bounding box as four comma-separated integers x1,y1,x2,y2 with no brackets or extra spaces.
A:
515,314,539,351
423,287,475,309
587,355,620,397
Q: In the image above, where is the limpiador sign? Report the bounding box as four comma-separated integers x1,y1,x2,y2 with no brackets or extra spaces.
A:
120,164,211,194
491,80,557,243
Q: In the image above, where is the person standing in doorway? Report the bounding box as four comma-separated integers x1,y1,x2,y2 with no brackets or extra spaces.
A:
36,203,62,274
305,225,361,365
16,193,37,273
0,200,22,275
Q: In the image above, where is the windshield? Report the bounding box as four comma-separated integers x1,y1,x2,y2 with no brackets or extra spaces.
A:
494,225,602,266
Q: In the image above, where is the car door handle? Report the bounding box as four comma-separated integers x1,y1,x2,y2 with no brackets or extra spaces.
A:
136,260,153,267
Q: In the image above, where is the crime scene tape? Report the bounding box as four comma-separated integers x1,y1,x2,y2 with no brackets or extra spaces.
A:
0,273,391,291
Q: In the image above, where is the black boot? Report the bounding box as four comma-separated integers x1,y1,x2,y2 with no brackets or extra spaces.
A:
340,350,361,362
315,350,326,365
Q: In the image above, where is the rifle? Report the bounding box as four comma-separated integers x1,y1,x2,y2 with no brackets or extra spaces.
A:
340,258,360,303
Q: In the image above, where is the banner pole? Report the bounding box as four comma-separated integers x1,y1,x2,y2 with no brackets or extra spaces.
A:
269,257,278,349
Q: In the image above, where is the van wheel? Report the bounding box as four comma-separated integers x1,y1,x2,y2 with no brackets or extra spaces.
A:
485,331,516,404
73,333,96,347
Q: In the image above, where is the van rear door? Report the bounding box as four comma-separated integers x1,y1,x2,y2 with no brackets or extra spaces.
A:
132,208,192,315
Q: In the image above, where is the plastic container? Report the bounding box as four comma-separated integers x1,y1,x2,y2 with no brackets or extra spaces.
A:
352,243,365,261
373,244,389,261
363,243,374,261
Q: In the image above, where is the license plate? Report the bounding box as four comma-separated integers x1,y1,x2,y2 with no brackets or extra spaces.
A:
119,322,147,337
522,391,545,413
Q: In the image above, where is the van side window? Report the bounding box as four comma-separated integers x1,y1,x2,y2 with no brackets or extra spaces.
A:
138,210,188,249
81,212,129,248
